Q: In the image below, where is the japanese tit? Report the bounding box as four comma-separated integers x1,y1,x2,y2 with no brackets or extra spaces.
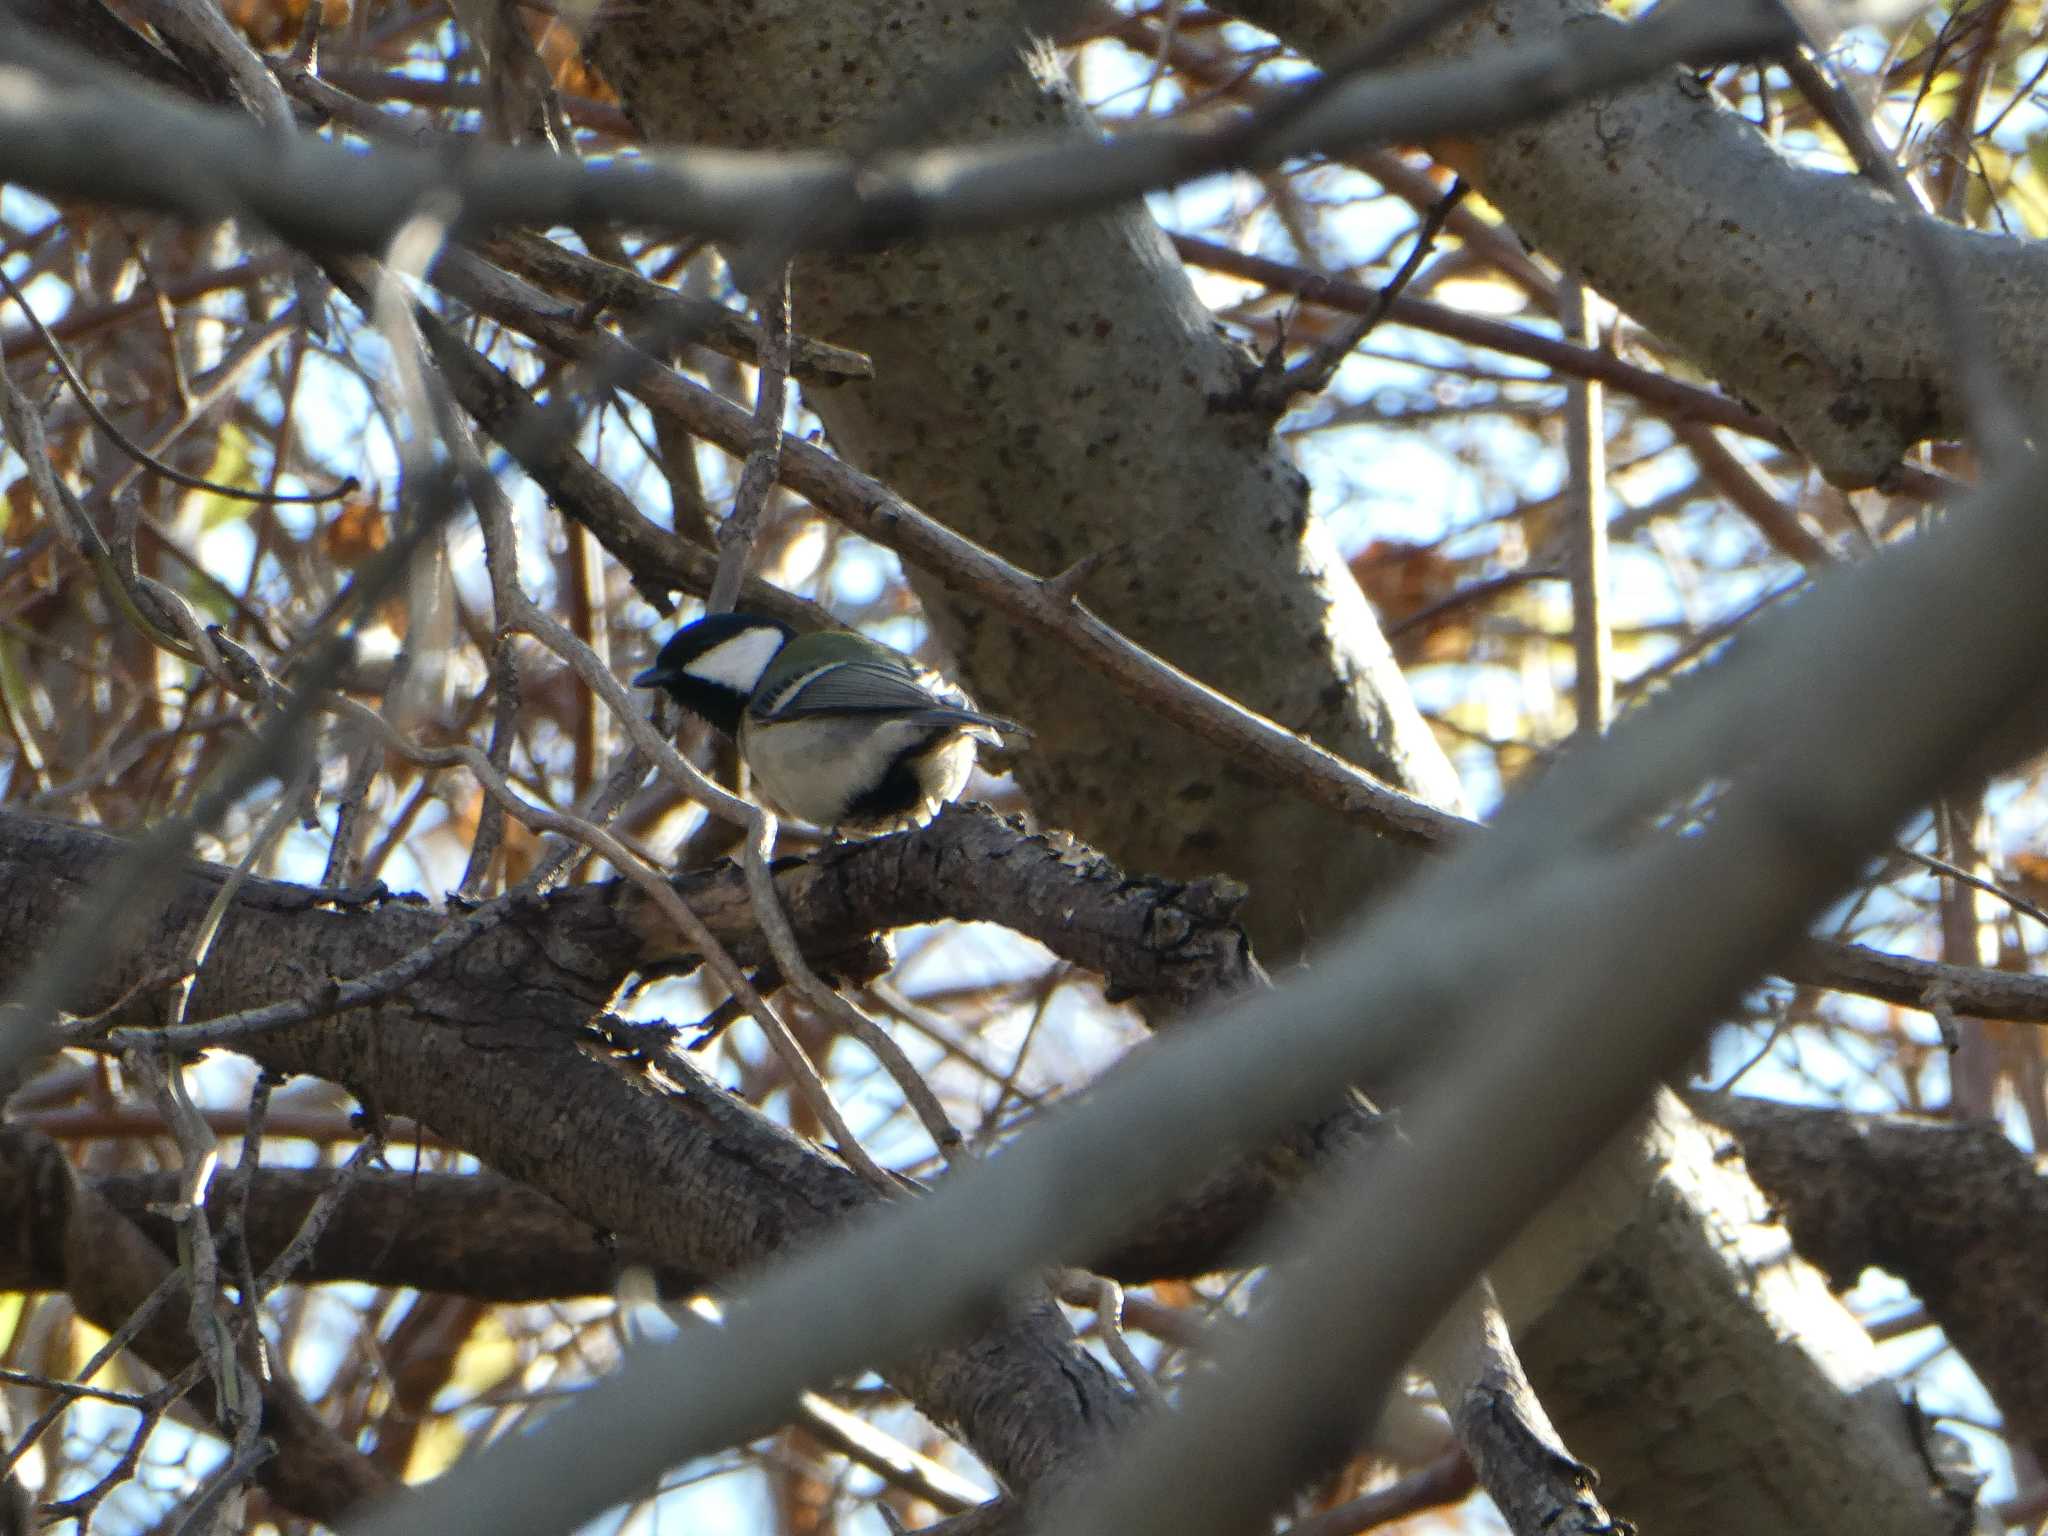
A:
633,612,1025,836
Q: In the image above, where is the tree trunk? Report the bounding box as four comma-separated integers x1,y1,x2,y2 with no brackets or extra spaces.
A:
578,3,1970,1530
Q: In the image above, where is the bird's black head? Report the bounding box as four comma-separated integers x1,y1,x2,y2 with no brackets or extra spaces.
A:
632,612,795,737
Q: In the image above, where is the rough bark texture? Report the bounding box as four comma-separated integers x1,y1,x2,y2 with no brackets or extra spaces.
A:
0,806,1571,1529
1703,1095,2048,1473
1220,0,2048,488
1493,1092,1968,1536
0,1126,391,1524
585,2,1464,964
8,2,2010,1526
6,802,1330,1291
572,4,1962,1533
77,1165,706,1302
0,810,1140,1498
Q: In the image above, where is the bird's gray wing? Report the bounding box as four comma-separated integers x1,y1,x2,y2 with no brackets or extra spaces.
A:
756,660,1021,734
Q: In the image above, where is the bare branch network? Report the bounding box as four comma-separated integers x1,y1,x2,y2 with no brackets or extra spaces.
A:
0,2,2046,1536
0,7,1796,256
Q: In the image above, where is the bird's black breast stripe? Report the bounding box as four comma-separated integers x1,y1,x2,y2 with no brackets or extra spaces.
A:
843,730,950,823
662,675,748,737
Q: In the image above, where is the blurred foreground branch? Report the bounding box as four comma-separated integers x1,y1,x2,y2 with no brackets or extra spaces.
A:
339,420,2048,1532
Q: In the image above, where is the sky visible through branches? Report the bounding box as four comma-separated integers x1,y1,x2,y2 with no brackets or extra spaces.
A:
3,2,2048,1532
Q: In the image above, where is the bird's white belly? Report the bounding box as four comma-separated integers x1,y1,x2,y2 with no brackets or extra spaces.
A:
740,715,978,831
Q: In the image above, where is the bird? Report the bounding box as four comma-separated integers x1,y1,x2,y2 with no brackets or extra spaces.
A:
633,611,1025,837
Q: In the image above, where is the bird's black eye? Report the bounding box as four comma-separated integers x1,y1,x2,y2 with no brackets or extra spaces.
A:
636,615,793,736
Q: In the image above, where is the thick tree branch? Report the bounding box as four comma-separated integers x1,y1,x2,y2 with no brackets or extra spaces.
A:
0,803,1585,1528
1782,937,2048,1022
0,8,1794,260
1219,0,2048,486
73,1166,705,1304
343,421,2048,1536
0,807,1140,1498
0,1126,390,1525
1701,1096,2048,1470
428,262,2048,1031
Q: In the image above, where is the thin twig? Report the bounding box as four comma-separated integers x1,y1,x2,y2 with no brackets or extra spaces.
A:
1895,842,2048,933
742,814,964,1164
0,262,353,505
866,979,1045,1102
1077,1271,1167,1409
36,1358,211,1526
252,1130,383,1297
320,718,382,891
4,1238,188,1477
707,263,792,614
977,968,1064,1144
1383,567,1563,643
1561,273,1612,738
794,1389,991,1513
0,9,1801,256
1266,176,1467,409
0,1369,152,1409
221,1069,277,1362
126,1051,258,1454
1278,1449,1475,1536
162,1432,275,1536
460,642,522,897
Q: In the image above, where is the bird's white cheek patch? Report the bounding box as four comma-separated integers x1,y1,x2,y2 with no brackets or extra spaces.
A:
683,628,785,693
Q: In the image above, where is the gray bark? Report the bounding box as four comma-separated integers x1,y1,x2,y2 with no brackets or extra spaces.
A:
587,4,1464,964
0,810,1141,1500
1223,0,2048,488
577,4,1979,1531
1703,1095,2048,1472
1498,1092,1977,1534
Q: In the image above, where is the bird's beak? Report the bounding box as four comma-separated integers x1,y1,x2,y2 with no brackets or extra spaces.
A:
632,664,671,688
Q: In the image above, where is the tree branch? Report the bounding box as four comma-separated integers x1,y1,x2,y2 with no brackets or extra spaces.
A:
1701,1095,2048,1470
0,4,1792,255
0,1126,389,1525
